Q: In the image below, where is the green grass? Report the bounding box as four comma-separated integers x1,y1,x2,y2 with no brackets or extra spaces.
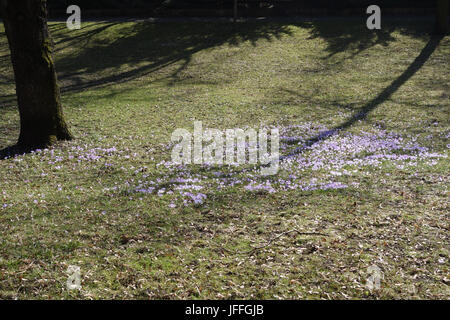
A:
0,19,449,299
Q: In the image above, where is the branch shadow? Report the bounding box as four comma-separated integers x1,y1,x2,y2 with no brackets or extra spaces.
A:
0,21,294,107
281,35,444,160
56,21,294,93
293,19,431,63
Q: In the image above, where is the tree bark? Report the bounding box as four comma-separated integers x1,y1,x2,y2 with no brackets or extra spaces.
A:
435,0,449,34
1,0,73,149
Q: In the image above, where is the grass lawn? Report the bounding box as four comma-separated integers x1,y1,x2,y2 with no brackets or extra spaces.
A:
0,19,448,299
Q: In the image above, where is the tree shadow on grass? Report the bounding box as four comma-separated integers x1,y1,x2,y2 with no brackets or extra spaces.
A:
50,22,120,52
0,21,294,108
0,20,441,160
0,21,294,157
294,18,431,61
0,144,35,160
57,21,293,92
281,35,444,160
0,19,431,107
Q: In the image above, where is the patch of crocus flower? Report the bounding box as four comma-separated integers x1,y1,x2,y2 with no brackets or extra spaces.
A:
1,124,447,211
132,122,447,208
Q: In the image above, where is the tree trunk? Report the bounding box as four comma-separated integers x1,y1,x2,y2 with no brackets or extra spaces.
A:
435,0,449,34
1,0,73,149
